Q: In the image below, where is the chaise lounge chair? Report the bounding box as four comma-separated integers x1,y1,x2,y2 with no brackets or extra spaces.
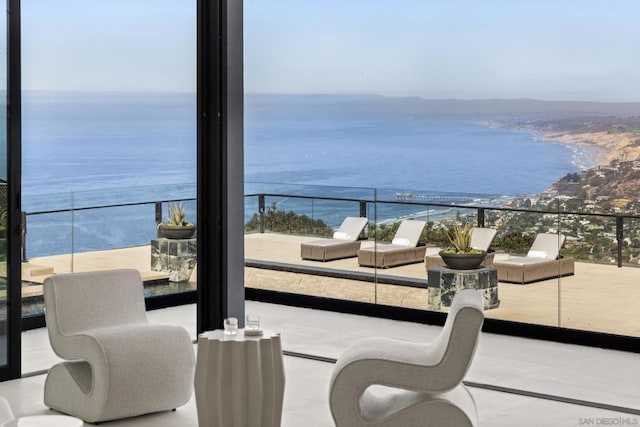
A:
301,216,368,261
493,233,575,284
357,219,427,268
425,227,497,270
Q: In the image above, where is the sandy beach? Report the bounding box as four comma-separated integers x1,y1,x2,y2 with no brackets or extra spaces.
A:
542,130,640,166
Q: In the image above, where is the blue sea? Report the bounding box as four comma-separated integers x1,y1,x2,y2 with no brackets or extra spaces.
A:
19,92,591,257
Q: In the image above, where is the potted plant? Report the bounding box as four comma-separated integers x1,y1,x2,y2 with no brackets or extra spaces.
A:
439,223,486,269
158,202,196,239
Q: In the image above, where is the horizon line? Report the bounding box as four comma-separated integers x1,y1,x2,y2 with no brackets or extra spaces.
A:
11,89,640,104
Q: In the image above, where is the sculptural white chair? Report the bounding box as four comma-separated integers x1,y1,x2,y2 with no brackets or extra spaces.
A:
43,269,195,423
0,396,14,424
329,289,484,427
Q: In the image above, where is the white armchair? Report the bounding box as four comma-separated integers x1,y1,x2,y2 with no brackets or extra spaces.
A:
0,396,14,424
329,289,484,427
43,269,195,423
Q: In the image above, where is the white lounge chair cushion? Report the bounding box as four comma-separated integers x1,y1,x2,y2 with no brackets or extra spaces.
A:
334,217,368,241
527,250,549,258
528,233,566,260
391,238,411,247
333,231,352,240
393,220,427,247
470,227,497,251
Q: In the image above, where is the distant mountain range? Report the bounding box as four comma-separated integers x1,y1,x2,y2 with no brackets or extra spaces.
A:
247,93,640,119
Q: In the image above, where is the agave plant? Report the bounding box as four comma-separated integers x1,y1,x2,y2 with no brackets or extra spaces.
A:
443,223,482,254
158,202,196,239
164,203,192,227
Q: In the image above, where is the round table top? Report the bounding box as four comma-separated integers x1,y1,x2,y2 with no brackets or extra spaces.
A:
199,329,279,342
2,415,84,427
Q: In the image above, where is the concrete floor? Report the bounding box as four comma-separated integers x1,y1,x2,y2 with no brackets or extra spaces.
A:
4,301,640,426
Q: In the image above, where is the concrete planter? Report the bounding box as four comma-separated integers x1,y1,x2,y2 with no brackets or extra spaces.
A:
439,250,486,270
158,224,196,239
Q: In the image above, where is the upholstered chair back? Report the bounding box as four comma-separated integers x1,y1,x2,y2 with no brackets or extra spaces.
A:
44,269,148,337
329,289,484,426
427,288,485,391
0,396,14,424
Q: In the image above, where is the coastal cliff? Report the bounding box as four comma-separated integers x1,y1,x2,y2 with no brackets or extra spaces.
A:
539,120,640,201
543,127,640,165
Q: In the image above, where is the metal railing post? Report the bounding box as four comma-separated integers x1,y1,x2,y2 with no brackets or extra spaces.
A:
616,216,623,268
477,208,485,227
258,194,265,233
21,211,27,262
359,201,367,218
155,202,163,238
359,201,368,239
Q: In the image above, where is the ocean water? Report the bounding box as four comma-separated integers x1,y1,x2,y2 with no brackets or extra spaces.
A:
22,91,197,257
245,94,587,195
20,92,587,257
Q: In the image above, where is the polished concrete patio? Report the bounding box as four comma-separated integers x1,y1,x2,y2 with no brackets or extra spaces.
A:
21,232,640,337
245,233,640,337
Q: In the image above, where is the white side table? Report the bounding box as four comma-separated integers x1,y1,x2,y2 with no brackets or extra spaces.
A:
2,415,83,426
194,329,285,427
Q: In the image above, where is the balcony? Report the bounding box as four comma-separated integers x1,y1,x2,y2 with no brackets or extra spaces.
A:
17,183,640,341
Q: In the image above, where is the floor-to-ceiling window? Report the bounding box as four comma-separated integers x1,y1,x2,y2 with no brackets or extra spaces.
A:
244,0,640,349
20,0,198,322
0,0,236,379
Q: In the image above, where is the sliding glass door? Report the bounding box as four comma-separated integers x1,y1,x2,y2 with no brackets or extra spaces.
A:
1,0,22,380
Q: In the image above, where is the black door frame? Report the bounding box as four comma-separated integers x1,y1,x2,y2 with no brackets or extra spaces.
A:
196,0,244,333
1,0,243,380
1,0,22,381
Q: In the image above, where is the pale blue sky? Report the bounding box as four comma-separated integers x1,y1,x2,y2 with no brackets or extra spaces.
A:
22,0,196,93
19,0,640,101
245,0,640,101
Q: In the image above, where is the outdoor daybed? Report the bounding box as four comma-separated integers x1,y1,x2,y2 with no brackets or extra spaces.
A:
493,233,575,284
301,216,368,262
357,219,427,268
425,227,497,270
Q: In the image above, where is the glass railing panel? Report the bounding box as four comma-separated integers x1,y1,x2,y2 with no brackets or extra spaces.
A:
243,184,640,339
70,183,197,210
22,185,198,316
22,191,74,318
73,186,197,298
243,182,377,303
480,200,562,327
559,212,638,337
369,194,469,312
622,217,640,267
554,210,619,266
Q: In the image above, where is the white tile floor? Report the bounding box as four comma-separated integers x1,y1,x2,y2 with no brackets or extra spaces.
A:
3,301,639,426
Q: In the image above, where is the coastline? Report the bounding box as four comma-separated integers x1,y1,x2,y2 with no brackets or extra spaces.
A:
541,130,640,167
